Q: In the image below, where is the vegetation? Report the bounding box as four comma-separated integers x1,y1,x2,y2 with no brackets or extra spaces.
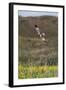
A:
18,65,58,79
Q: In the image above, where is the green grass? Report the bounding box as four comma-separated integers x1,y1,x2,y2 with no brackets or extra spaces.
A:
18,65,58,79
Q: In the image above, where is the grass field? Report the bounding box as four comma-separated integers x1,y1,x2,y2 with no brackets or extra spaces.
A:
18,65,58,79
18,36,58,79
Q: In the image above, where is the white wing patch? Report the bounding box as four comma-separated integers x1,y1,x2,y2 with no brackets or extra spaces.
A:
35,27,46,42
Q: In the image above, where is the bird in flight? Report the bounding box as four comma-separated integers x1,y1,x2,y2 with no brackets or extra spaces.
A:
34,25,46,42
